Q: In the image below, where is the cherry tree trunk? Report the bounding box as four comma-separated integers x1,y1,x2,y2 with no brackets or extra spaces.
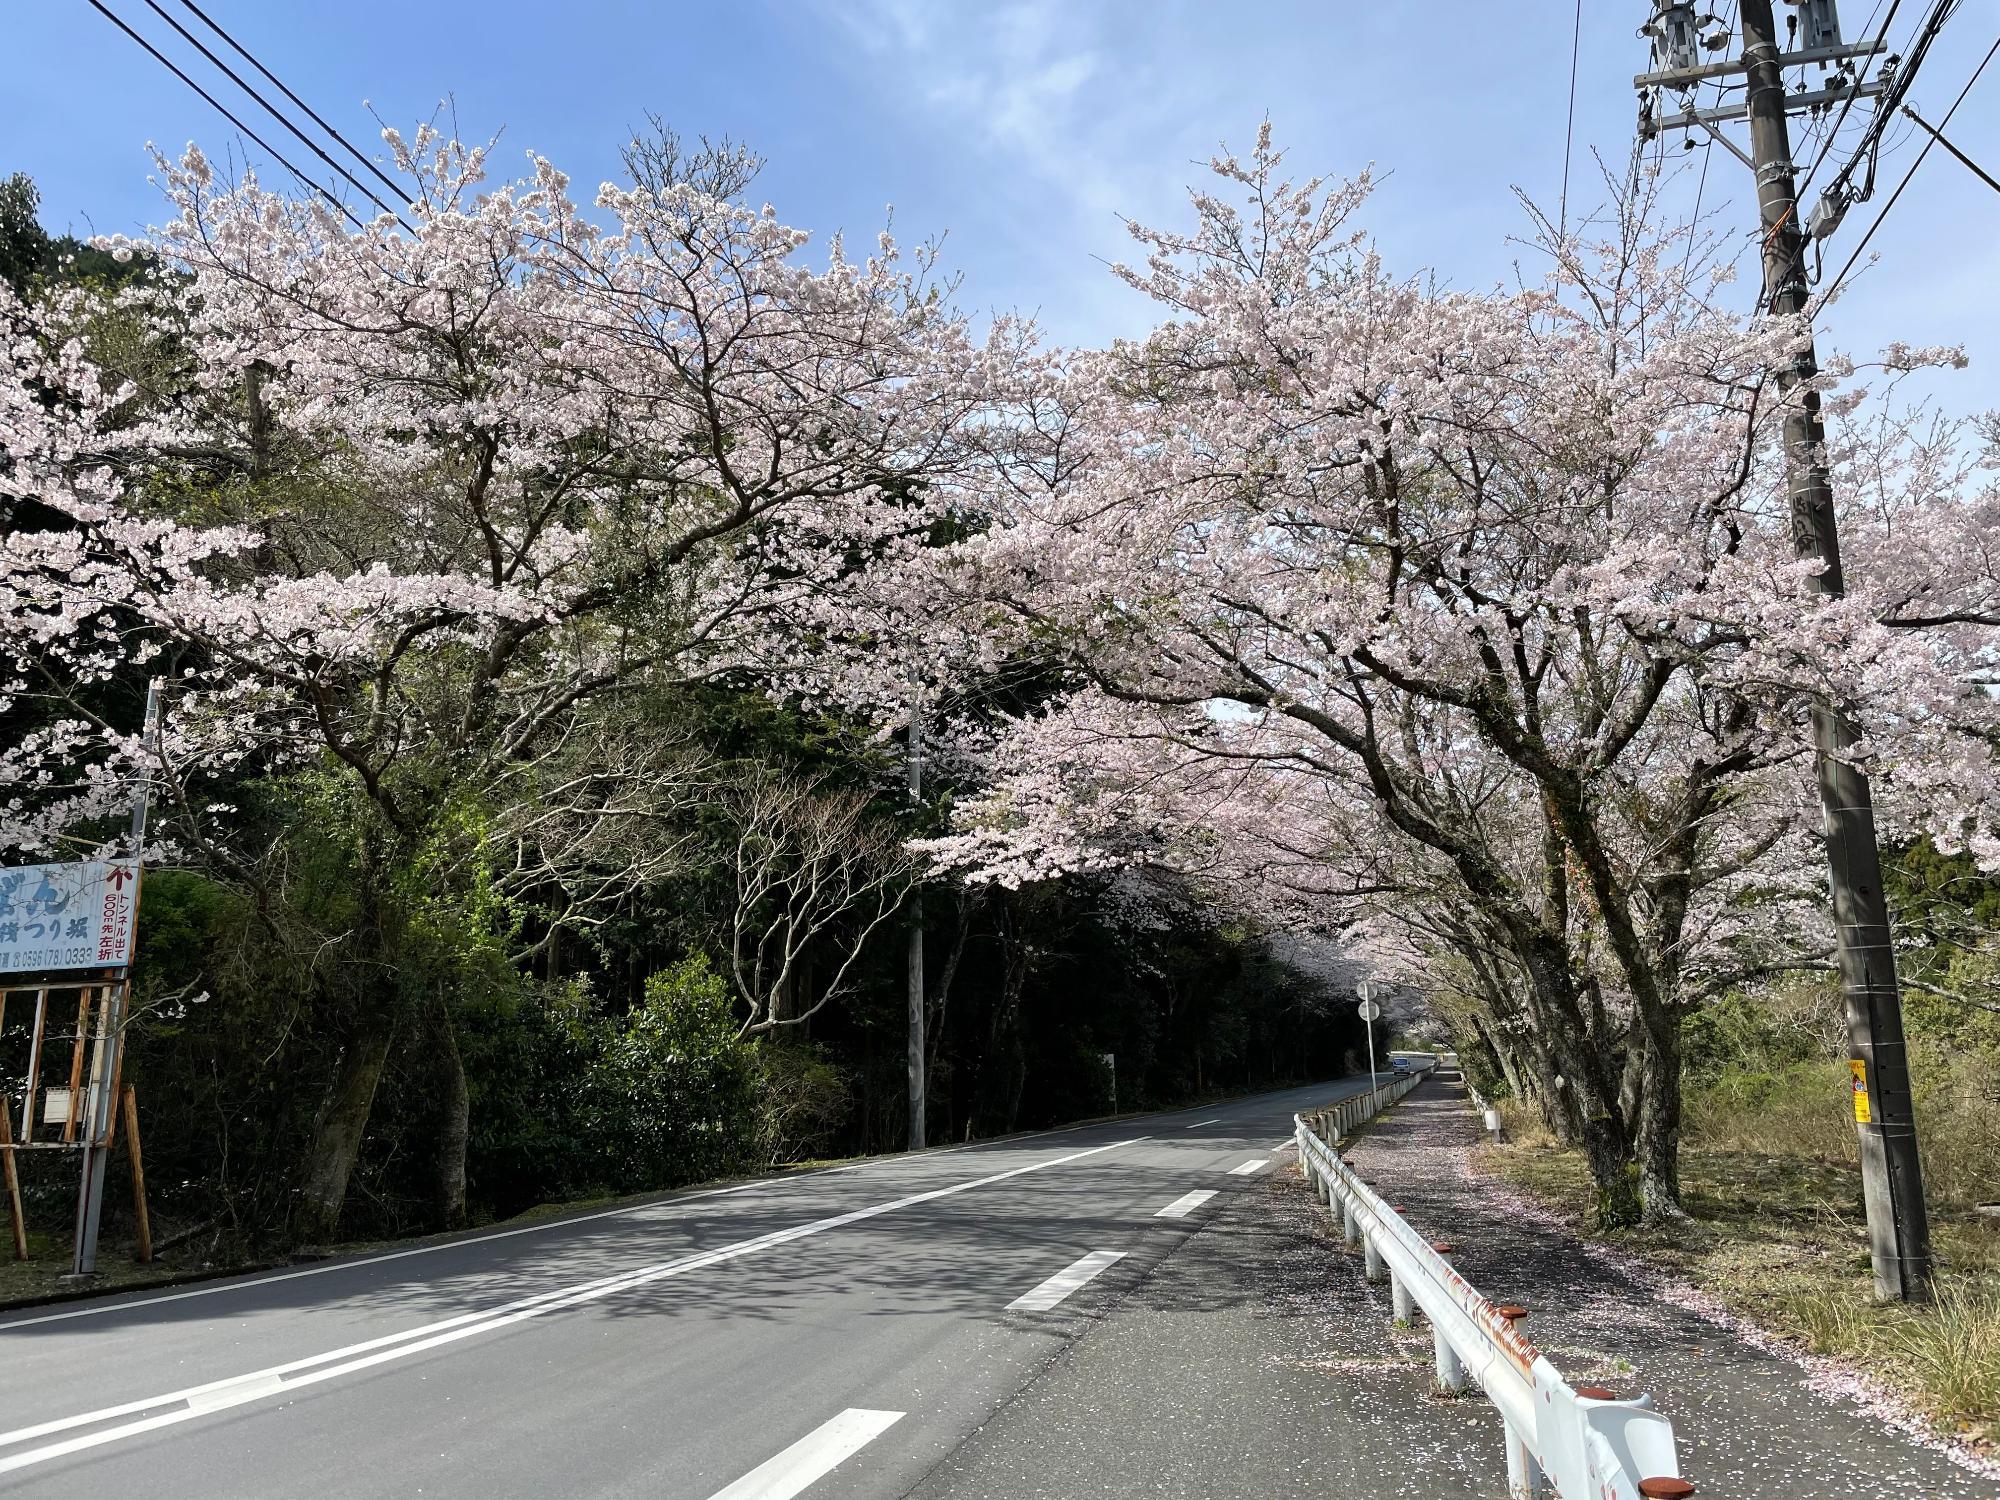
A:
294,1023,394,1242
1520,948,1638,1224
1634,1013,1685,1221
294,843,406,1243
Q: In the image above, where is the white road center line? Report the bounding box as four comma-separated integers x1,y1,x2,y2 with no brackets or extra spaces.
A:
1007,1250,1127,1312
0,1112,1128,1334
705,1408,904,1500
0,1137,1143,1477
1153,1190,1217,1219
1183,1118,1221,1128
1227,1157,1270,1176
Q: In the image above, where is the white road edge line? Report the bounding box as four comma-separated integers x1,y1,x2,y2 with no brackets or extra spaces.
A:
0,1137,1144,1476
1153,1190,1217,1219
705,1408,904,1500
1227,1158,1270,1176
1007,1250,1126,1312
1183,1118,1221,1129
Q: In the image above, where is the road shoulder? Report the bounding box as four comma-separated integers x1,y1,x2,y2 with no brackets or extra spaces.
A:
1345,1081,2000,1499
902,1152,1499,1499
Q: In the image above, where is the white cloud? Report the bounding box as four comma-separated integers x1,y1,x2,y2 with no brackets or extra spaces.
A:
806,0,1224,339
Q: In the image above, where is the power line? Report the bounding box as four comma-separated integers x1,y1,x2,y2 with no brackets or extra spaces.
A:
170,0,408,209
1559,0,1583,237
134,0,410,228
1809,0,1963,228
1792,0,1903,203
1822,31,2000,302
82,0,364,229
1677,1,1737,289
1898,102,2000,196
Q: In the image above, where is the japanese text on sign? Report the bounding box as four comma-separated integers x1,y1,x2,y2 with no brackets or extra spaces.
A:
0,861,139,974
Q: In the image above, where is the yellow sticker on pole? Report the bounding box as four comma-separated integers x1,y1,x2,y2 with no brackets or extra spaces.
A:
1850,1059,1873,1124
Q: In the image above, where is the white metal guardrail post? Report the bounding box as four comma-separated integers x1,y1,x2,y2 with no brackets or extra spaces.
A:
1467,1082,1505,1143
1292,1061,1693,1500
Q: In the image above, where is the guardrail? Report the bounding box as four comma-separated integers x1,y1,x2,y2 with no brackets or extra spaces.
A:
1302,1062,1432,1141
1294,1077,1693,1500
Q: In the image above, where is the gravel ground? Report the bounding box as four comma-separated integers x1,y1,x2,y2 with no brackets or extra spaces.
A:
1335,1077,2000,1499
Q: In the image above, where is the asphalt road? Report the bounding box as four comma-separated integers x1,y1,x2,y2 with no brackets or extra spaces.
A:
0,1075,1390,1499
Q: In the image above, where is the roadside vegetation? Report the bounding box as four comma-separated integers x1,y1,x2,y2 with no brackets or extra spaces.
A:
1476,850,2000,1451
6,102,2000,1368
0,163,1369,1282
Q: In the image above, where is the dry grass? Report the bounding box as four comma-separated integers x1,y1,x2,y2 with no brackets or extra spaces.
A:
1485,1095,2000,1450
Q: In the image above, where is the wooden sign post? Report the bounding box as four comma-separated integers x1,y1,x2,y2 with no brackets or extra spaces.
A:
0,680,161,1278
69,680,161,1277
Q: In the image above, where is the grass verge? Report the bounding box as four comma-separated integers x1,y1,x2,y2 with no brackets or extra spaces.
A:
1481,1114,2000,1454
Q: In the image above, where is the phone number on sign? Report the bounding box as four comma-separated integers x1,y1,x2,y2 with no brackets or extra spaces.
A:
1,943,100,973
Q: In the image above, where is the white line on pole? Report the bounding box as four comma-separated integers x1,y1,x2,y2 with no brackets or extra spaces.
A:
705,1408,904,1500
1007,1250,1126,1312
1226,1158,1270,1176
1153,1190,1217,1219
0,1138,1143,1475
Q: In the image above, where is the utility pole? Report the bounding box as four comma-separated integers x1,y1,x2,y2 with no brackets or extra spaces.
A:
1637,0,1932,1301
906,706,926,1152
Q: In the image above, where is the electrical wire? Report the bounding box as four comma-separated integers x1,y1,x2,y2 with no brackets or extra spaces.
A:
170,0,407,208
1793,0,1904,203
1898,102,2000,196
1677,0,1737,288
82,0,364,228
1810,0,1964,221
133,0,410,229
1559,0,1583,238
1821,32,2000,302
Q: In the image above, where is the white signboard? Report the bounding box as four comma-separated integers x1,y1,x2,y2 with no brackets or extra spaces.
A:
0,861,140,975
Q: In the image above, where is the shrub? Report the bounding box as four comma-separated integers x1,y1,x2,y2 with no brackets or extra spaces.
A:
580,955,754,1191
750,1042,852,1165
463,957,756,1217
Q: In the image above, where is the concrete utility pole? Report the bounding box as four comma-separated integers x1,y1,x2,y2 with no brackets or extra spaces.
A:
1638,0,1932,1300
906,708,926,1152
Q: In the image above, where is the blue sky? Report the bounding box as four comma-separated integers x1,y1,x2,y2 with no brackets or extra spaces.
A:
6,1,1999,405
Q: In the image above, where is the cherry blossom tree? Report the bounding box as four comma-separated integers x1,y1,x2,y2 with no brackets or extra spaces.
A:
908,129,2000,1222
0,123,998,1234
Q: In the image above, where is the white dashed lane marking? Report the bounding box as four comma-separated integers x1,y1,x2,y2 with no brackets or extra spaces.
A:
1007,1251,1127,1312
705,1408,904,1500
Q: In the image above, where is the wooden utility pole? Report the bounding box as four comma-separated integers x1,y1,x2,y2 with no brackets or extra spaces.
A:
907,708,926,1152
1640,0,1931,1300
